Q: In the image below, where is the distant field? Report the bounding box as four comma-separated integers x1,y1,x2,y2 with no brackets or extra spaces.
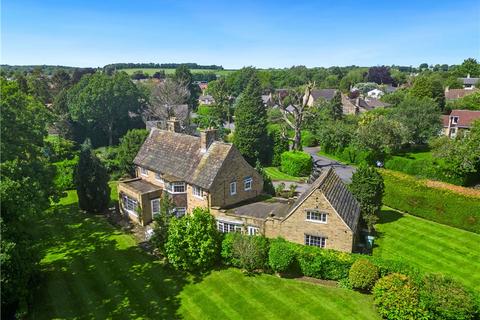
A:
120,68,236,76
374,207,480,293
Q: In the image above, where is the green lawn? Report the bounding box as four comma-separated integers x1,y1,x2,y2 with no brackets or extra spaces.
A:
265,167,306,182
374,207,480,293
120,68,235,76
31,190,379,319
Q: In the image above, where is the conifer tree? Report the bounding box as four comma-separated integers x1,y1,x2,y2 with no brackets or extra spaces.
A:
233,74,270,165
329,91,343,120
75,139,110,213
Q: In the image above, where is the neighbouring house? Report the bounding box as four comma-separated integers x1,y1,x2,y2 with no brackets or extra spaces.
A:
118,118,263,226
212,167,361,252
442,109,480,138
367,88,384,99
262,94,274,107
199,94,215,105
197,81,208,92
118,118,362,252
341,94,390,115
306,89,338,106
444,87,479,101
459,74,480,90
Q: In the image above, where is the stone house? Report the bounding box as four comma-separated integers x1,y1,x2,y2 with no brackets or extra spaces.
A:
459,74,480,90
118,119,361,252
212,168,361,252
441,109,480,138
118,118,263,225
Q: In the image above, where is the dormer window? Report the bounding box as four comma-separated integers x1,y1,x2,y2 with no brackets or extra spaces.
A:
192,185,203,198
140,167,148,176
155,172,164,183
167,182,186,194
451,116,459,125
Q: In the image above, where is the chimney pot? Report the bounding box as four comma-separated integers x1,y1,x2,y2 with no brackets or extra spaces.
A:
201,128,217,152
167,117,181,133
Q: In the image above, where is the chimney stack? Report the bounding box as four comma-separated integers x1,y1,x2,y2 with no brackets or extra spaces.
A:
166,117,181,133
200,128,217,152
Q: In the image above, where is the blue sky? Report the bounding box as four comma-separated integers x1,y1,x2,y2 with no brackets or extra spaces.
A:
2,0,479,68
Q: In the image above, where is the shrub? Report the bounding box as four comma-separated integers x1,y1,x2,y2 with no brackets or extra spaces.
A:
53,156,79,191
268,125,289,166
373,273,428,320
232,234,270,272
280,151,312,177
165,208,221,272
301,130,317,147
221,232,241,267
419,273,477,320
117,129,148,177
296,246,354,280
268,238,296,273
363,256,421,281
45,135,77,162
95,146,121,179
348,259,379,291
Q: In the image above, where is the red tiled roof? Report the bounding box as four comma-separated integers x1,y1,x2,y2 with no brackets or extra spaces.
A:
445,88,478,100
449,110,480,128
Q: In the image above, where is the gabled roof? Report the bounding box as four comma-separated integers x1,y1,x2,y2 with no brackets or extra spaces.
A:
287,168,361,232
133,129,233,190
311,89,337,101
449,110,480,128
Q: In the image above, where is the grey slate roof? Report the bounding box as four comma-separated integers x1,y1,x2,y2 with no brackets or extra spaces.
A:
459,77,480,85
121,178,161,194
311,89,337,101
288,168,361,232
133,129,232,190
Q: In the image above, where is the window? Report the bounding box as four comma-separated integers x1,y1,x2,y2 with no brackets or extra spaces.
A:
247,226,259,236
151,198,160,216
306,210,327,223
155,172,164,183
452,116,459,124
174,207,186,218
217,220,243,233
230,181,237,195
140,167,148,176
305,234,326,248
167,182,186,194
192,185,203,198
123,195,138,213
244,177,253,191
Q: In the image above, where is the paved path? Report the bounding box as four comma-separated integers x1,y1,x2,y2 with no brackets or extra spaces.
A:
303,147,355,183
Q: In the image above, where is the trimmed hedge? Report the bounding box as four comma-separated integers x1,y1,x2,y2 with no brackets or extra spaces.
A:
53,156,79,191
296,246,353,280
382,170,480,233
373,273,428,320
280,151,312,177
268,238,297,273
222,233,270,272
348,259,379,292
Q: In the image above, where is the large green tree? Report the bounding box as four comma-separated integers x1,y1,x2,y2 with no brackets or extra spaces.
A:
410,75,445,110
393,96,442,144
0,80,57,317
117,129,148,176
68,72,145,146
75,140,110,213
174,65,200,110
349,165,385,232
233,74,270,165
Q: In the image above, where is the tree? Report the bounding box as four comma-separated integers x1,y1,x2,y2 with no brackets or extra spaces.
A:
366,66,394,85
255,160,275,196
147,78,191,120
165,208,221,271
329,91,343,120
174,64,200,110
51,69,71,95
75,140,110,213
233,74,270,165
117,129,149,176
68,72,145,146
447,92,480,111
207,77,233,124
274,83,315,151
267,125,289,167
457,58,480,77
1,79,57,317
150,193,175,256
393,96,441,144
349,165,384,232
410,75,445,110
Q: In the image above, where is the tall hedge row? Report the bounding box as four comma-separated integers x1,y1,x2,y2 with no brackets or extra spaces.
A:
280,151,312,177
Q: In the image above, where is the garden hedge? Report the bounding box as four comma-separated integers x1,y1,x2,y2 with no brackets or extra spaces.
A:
222,233,270,272
280,151,312,177
348,259,379,292
268,238,297,273
53,156,78,191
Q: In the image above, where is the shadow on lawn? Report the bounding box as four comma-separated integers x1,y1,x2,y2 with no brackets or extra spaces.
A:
30,203,196,319
372,209,404,249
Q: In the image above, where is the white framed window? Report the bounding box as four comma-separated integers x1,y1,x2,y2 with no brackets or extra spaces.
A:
230,181,237,195
167,182,186,194
305,234,326,248
151,198,160,216
217,220,242,233
154,172,164,183
306,210,327,223
140,167,148,176
451,116,459,124
247,226,259,236
244,177,253,191
123,195,138,214
174,207,186,218
192,185,203,198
